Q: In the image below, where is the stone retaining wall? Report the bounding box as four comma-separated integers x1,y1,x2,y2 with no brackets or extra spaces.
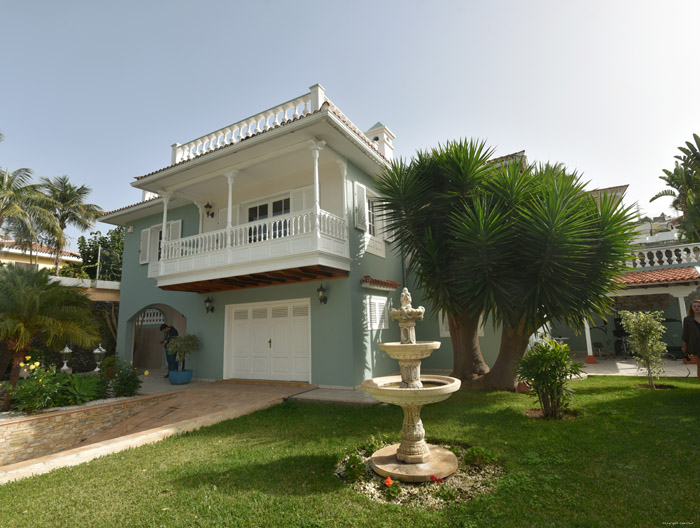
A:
0,393,175,466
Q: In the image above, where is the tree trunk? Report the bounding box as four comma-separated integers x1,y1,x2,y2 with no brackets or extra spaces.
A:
2,342,27,412
448,312,490,388
0,342,10,381
482,320,531,391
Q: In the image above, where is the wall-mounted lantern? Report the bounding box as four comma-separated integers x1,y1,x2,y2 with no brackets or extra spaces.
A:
317,284,328,304
205,296,215,313
204,202,215,218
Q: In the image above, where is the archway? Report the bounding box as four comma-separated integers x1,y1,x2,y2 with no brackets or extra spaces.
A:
129,304,187,370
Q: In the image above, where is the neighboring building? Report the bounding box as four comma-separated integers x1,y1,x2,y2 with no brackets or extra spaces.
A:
0,239,81,271
103,84,498,385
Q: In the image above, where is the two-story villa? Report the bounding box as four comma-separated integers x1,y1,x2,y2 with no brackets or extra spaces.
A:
102,84,456,387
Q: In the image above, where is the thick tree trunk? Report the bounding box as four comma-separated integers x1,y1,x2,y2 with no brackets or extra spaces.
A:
448,312,490,388
0,342,10,380
482,320,531,391
2,342,26,411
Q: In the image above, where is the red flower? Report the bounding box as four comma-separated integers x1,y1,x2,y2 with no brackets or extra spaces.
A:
384,476,393,487
437,477,443,482
430,475,436,481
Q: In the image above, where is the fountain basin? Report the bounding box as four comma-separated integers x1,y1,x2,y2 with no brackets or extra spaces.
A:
362,375,461,406
378,341,441,361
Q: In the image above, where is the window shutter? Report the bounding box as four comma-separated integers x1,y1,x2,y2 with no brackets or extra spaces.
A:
139,229,150,264
354,181,368,231
366,295,388,330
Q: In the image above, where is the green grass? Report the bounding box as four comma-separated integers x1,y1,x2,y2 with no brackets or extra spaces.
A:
1,376,699,527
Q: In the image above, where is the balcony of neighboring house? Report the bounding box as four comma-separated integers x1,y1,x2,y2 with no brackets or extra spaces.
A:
102,84,393,293
626,242,700,269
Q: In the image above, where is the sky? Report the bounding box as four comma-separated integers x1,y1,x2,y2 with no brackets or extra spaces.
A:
2,0,699,249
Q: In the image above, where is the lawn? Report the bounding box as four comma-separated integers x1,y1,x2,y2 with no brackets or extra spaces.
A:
1,376,698,527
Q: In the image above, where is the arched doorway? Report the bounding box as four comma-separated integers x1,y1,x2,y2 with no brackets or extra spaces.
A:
130,304,187,370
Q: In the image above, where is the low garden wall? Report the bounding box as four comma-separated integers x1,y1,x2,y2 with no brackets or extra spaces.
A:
0,392,175,466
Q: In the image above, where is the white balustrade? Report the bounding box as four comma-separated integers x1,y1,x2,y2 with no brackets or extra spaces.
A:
161,209,343,261
627,243,700,269
171,93,314,164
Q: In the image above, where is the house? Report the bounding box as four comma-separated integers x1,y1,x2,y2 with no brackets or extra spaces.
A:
551,240,700,362
0,239,81,271
102,84,481,386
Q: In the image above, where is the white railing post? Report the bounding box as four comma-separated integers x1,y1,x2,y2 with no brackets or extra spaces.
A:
310,139,326,245
171,143,181,165
159,191,171,275
310,84,325,111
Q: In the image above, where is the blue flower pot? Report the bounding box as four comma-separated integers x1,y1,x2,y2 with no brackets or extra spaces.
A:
169,369,193,385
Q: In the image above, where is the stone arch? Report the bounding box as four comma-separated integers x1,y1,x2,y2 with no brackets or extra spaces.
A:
128,304,187,370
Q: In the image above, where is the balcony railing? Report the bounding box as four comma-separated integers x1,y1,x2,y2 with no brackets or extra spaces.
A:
150,209,349,281
627,243,700,269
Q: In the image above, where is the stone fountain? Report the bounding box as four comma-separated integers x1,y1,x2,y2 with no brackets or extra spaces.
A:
362,288,461,482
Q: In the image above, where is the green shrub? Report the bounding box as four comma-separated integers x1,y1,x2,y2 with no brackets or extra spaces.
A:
465,446,498,467
168,334,199,371
620,310,667,389
383,477,401,500
343,454,365,482
65,374,100,405
109,358,143,397
434,483,458,501
516,338,582,419
360,433,386,456
11,363,63,414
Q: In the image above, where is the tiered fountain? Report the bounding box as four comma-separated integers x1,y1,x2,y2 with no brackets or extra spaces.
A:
362,288,461,482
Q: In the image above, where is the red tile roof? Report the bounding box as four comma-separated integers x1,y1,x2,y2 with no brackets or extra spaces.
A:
617,266,700,286
2,240,80,259
102,196,160,216
360,275,401,290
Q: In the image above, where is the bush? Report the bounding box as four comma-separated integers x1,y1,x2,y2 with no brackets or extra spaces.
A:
65,374,101,405
343,454,365,482
168,334,199,371
516,338,582,419
11,363,64,414
465,446,498,468
620,310,667,389
108,358,143,397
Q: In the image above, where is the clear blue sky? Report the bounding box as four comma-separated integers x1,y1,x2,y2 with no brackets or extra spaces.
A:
2,0,699,247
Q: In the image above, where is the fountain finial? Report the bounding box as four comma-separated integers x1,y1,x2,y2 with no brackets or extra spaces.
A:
390,288,426,344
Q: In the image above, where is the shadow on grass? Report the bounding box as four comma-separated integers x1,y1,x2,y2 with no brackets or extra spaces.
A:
166,454,345,497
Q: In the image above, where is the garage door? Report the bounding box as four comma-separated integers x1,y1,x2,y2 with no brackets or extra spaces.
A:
224,299,310,382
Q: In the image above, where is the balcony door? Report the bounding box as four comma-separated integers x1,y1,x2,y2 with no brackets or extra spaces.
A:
247,197,290,242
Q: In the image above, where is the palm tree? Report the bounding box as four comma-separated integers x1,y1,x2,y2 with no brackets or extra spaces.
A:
451,162,636,388
0,168,56,239
0,265,99,410
40,175,102,274
649,160,697,212
375,139,498,385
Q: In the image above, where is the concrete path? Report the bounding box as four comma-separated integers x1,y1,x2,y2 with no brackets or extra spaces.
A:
579,355,697,378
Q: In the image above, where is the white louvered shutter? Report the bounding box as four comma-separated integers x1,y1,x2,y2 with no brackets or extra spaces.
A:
354,181,368,231
139,229,150,264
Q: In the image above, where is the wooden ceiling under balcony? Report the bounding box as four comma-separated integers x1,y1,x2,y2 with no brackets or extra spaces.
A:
158,265,348,294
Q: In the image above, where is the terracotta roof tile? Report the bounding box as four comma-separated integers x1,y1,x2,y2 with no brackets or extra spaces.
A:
102,196,161,216
360,275,401,290
617,266,700,286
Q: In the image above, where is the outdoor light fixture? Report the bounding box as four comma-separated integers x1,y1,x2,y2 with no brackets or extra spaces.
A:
317,284,327,304
60,346,72,373
204,202,215,218
205,296,215,313
93,344,106,372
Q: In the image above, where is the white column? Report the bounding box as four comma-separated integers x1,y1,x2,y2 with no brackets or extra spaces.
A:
310,140,326,240
159,192,172,274
336,158,348,219
225,170,238,230
678,295,687,320
195,202,204,234
583,318,596,364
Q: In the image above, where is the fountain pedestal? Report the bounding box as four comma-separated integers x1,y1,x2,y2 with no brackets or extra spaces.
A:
361,288,461,482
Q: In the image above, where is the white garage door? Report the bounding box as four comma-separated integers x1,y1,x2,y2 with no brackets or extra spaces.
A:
224,299,310,382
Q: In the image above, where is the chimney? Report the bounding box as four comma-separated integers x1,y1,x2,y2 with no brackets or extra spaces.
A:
364,122,396,161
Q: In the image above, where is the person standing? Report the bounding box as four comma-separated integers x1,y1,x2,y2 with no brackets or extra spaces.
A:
160,323,179,377
681,299,700,381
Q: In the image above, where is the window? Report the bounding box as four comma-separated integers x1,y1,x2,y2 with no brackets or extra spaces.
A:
247,197,290,242
139,220,181,265
367,198,377,237
366,295,389,330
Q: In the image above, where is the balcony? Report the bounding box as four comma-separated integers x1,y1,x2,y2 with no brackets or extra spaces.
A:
151,209,350,293
626,243,700,269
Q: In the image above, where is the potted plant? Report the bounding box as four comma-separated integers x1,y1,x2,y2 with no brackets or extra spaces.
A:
167,334,199,385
